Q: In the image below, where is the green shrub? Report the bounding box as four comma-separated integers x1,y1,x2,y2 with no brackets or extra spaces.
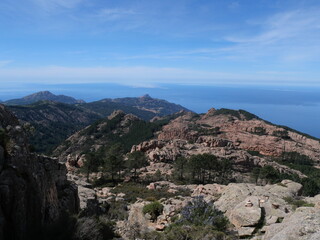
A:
141,225,232,240
252,126,267,135
256,166,280,184
301,178,319,197
281,152,313,166
104,200,128,221
145,196,157,202
143,201,164,221
283,197,314,210
273,152,320,196
239,109,260,120
247,150,263,157
165,225,229,240
177,196,228,231
110,182,190,203
213,108,240,119
272,130,290,139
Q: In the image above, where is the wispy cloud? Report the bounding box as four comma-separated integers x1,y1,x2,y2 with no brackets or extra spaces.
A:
30,0,84,15
94,8,138,21
224,8,320,62
0,65,317,86
112,8,320,63
0,60,13,67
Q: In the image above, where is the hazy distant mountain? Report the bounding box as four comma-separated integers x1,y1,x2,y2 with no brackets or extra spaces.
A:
113,94,189,115
83,94,190,118
4,91,85,105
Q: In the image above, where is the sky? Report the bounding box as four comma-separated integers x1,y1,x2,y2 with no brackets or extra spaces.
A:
1,0,320,87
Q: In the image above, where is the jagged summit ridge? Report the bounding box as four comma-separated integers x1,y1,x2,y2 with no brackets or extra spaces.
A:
140,94,152,99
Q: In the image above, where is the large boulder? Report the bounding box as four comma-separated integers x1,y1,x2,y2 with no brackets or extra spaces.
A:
215,180,303,237
229,196,262,228
263,207,320,240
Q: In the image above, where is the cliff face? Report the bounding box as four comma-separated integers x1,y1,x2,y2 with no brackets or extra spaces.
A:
0,105,79,240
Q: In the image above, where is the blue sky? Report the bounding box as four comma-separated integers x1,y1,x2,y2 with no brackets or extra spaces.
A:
1,0,320,87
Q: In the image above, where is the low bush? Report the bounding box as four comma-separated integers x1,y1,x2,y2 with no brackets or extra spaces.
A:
272,130,290,139
283,197,314,210
104,200,128,221
252,127,267,135
142,225,231,240
142,201,164,221
141,197,232,240
177,196,228,231
110,182,190,203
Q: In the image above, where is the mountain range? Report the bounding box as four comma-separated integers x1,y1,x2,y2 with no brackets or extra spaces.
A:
4,91,190,153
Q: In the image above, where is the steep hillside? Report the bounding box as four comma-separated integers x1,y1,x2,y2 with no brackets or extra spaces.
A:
55,107,320,192
8,101,101,153
131,108,320,194
4,91,85,105
110,94,190,115
0,104,79,240
77,99,156,120
53,110,177,169
78,94,191,120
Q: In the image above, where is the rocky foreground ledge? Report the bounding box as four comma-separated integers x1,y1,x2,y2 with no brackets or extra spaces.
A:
74,175,320,239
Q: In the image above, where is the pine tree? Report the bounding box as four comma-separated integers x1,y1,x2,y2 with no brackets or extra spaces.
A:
127,151,148,181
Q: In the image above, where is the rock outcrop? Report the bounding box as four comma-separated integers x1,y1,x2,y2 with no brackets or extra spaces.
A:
214,180,303,237
132,139,306,179
0,104,79,240
138,109,320,163
263,207,320,240
112,179,320,239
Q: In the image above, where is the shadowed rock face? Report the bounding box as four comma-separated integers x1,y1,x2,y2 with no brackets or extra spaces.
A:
0,104,79,240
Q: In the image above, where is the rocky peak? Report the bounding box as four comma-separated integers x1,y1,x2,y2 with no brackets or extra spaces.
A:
206,107,217,116
108,110,126,120
140,94,152,100
25,90,54,98
4,91,85,105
